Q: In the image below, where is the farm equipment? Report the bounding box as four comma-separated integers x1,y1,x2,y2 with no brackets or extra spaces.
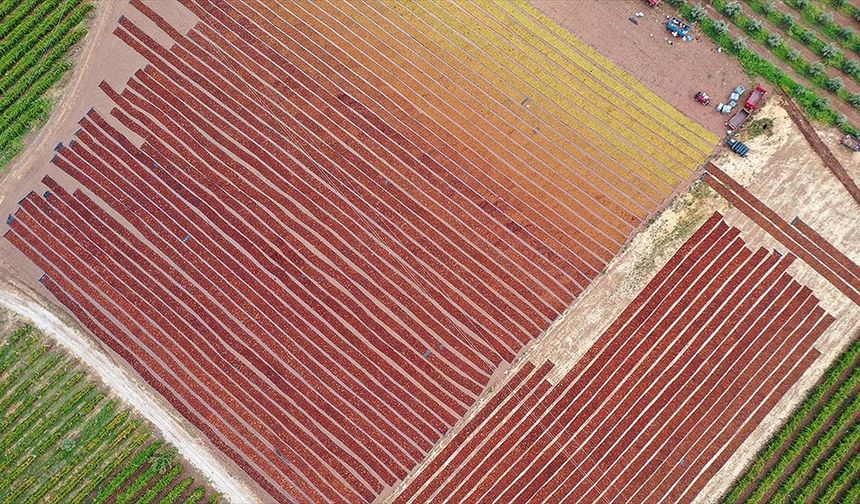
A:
717,85,746,115
667,17,690,38
726,85,767,130
842,134,860,152
744,85,767,111
727,138,750,157
727,108,751,130
695,91,711,106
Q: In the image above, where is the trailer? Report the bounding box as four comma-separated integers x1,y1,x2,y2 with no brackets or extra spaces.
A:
726,85,767,130
727,108,750,130
744,85,767,111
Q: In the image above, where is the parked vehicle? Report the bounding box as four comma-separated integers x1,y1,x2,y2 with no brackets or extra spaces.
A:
726,85,767,130
842,134,860,152
667,17,690,37
727,138,750,157
695,91,711,105
744,85,767,111
727,109,750,130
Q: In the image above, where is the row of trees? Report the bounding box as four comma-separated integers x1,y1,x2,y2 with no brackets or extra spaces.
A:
821,0,860,25
714,0,860,109
666,0,859,136
784,0,860,55
0,0,93,166
742,0,860,84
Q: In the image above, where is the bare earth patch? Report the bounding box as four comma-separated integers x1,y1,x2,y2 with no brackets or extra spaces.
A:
532,0,750,137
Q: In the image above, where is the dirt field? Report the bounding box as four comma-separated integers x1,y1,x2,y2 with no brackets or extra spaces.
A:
533,0,750,136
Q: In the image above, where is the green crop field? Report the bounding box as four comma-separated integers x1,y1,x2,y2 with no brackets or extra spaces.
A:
0,324,217,504
0,0,93,168
722,334,860,503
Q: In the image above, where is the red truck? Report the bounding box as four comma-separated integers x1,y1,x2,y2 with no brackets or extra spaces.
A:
727,85,767,130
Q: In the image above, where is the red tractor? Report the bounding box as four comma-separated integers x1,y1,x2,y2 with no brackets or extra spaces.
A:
695,91,711,106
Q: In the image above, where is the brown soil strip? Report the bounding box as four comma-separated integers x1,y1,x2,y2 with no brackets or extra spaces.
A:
808,438,860,503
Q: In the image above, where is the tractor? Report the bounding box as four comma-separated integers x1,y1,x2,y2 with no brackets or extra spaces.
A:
695,91,711,106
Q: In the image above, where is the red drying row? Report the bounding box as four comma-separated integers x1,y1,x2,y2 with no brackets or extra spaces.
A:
110,7,572,348
706,163,860,306
179,0,646,259
0,0,686,502
394,213,830,503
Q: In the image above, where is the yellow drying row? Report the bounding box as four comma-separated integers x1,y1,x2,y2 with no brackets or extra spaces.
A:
399,0,677,192
487,1,716,157
293,0,643,253
511,1,717,152
400,0,717,190
454,1,698,175
362,0,667,213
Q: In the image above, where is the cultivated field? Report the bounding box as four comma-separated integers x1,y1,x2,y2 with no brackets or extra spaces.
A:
722,332,860,503
0,324,214,503
0,0,92,167
1,0,717,501
3,1,859,504
392,213,832,502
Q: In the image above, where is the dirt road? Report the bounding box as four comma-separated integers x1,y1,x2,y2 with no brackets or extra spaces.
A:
0,284,262,503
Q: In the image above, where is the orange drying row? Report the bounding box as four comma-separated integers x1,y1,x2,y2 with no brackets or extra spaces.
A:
5,1,716,502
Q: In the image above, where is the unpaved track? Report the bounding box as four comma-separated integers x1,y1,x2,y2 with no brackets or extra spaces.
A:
0,284,262,504
0,0,119,196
